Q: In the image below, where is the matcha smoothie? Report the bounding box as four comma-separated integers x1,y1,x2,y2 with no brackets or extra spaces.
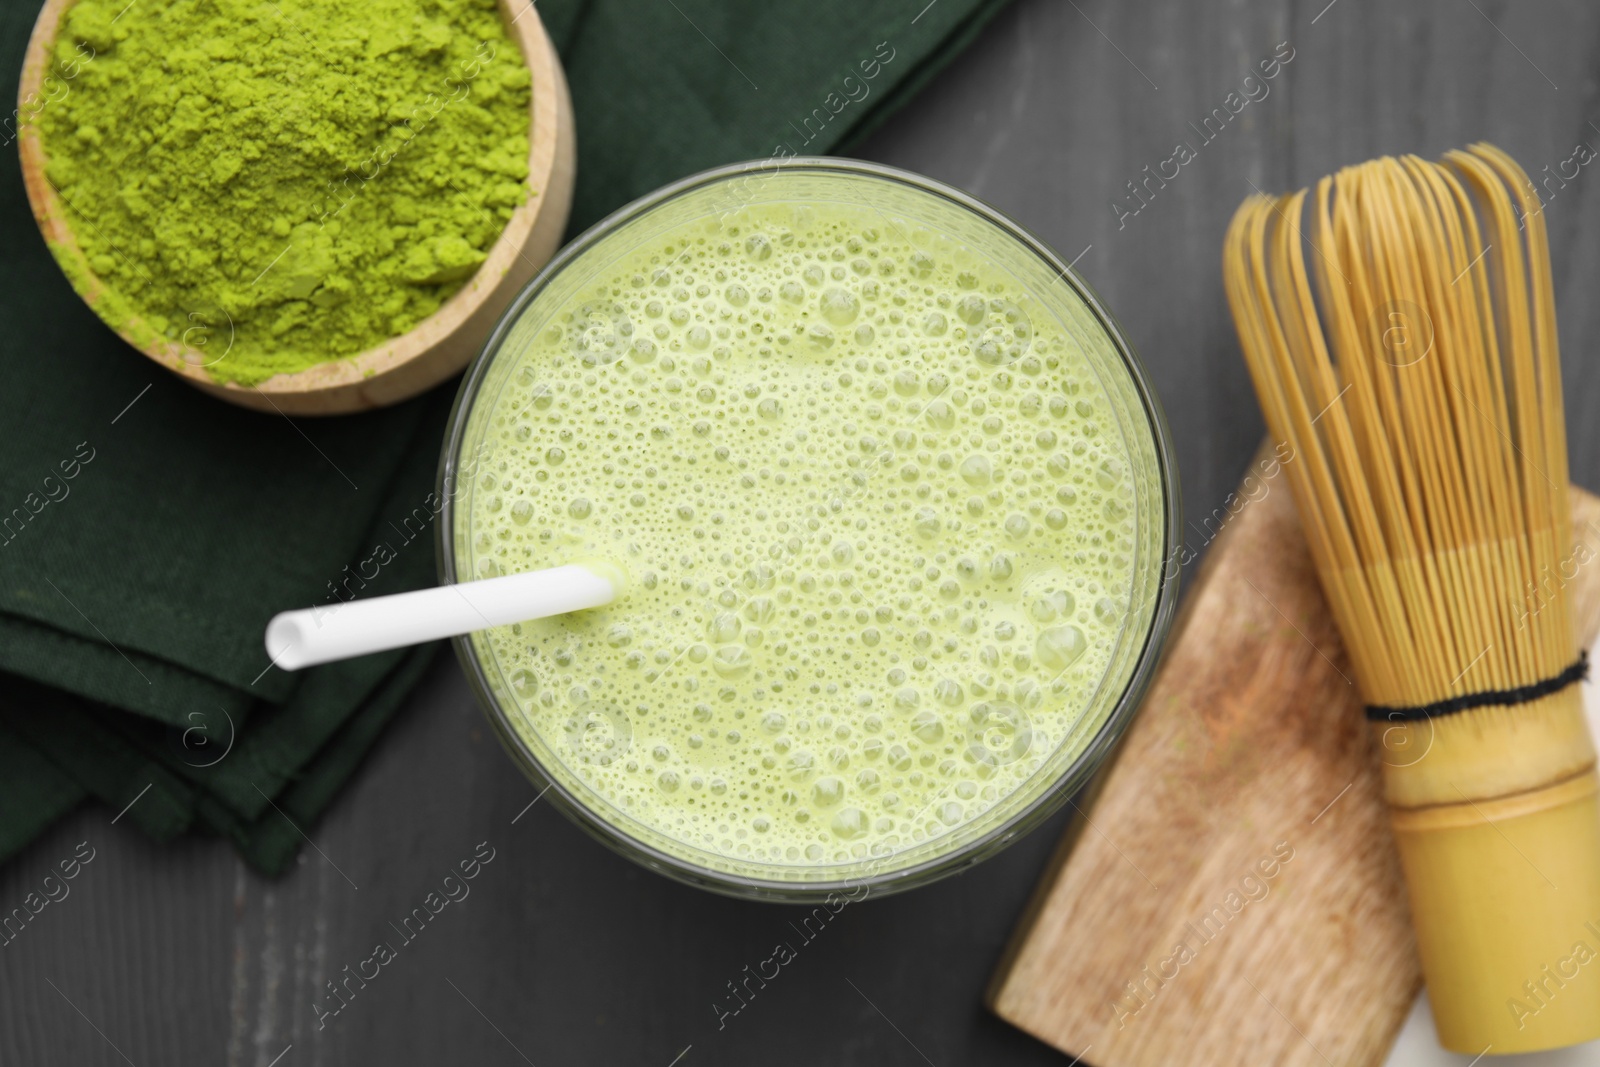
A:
449,163,1173,893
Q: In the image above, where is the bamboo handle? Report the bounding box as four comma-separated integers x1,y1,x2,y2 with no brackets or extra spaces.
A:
1384,689,1600,1054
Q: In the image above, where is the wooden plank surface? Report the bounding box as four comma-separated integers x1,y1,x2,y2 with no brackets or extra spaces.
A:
989,461,1600,1067
6,2,1600,1064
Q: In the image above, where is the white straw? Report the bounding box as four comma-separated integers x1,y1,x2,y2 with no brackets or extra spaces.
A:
264,563,623,671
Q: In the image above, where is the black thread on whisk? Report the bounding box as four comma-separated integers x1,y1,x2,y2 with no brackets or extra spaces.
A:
1364,651,1590,722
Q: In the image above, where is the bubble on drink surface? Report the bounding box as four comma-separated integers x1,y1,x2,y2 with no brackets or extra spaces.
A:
812,777,845,807
712,645,753,677
820,287,859,324
465,200,1142,873
1029,590,1076,623
957,294,987,325
1035,625,1088,672
571,301,632,365
708,611,742,642
959,454,992,486
973,299,1033,366
965,701,1032,773
831,806,868,839
910,710,945,743
563,702,632,767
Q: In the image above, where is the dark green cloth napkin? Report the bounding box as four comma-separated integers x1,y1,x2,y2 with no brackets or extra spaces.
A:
0,0,1012,873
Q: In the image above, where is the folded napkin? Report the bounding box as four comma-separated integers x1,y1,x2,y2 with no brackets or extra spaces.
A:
0,0,1013,873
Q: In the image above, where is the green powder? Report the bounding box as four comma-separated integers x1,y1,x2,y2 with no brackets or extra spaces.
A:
39,0,531,385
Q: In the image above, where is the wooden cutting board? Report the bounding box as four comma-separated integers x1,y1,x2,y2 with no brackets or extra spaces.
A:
988,448,1600,1067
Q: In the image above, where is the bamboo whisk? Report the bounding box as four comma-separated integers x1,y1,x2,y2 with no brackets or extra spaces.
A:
1224,144,1600,1055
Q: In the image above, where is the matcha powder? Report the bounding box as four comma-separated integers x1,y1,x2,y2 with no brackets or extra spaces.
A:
39,0,532,385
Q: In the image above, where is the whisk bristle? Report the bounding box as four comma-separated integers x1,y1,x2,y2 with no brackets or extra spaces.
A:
1226,146,1575,706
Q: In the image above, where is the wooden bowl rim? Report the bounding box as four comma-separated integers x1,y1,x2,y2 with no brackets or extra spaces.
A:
16,0,565,401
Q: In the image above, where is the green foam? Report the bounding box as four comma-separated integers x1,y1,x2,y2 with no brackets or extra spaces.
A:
457,196,1153,883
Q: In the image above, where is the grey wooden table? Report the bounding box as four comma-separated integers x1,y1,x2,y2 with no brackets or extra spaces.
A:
5,1,1599,1063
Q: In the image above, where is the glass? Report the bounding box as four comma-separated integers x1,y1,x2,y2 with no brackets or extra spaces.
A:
438,158,1181,901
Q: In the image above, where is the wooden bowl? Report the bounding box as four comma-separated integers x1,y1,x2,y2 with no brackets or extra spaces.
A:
17,0,575,415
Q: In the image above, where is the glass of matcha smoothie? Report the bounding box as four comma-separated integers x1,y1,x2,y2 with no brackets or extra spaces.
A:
440,159,1179,900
